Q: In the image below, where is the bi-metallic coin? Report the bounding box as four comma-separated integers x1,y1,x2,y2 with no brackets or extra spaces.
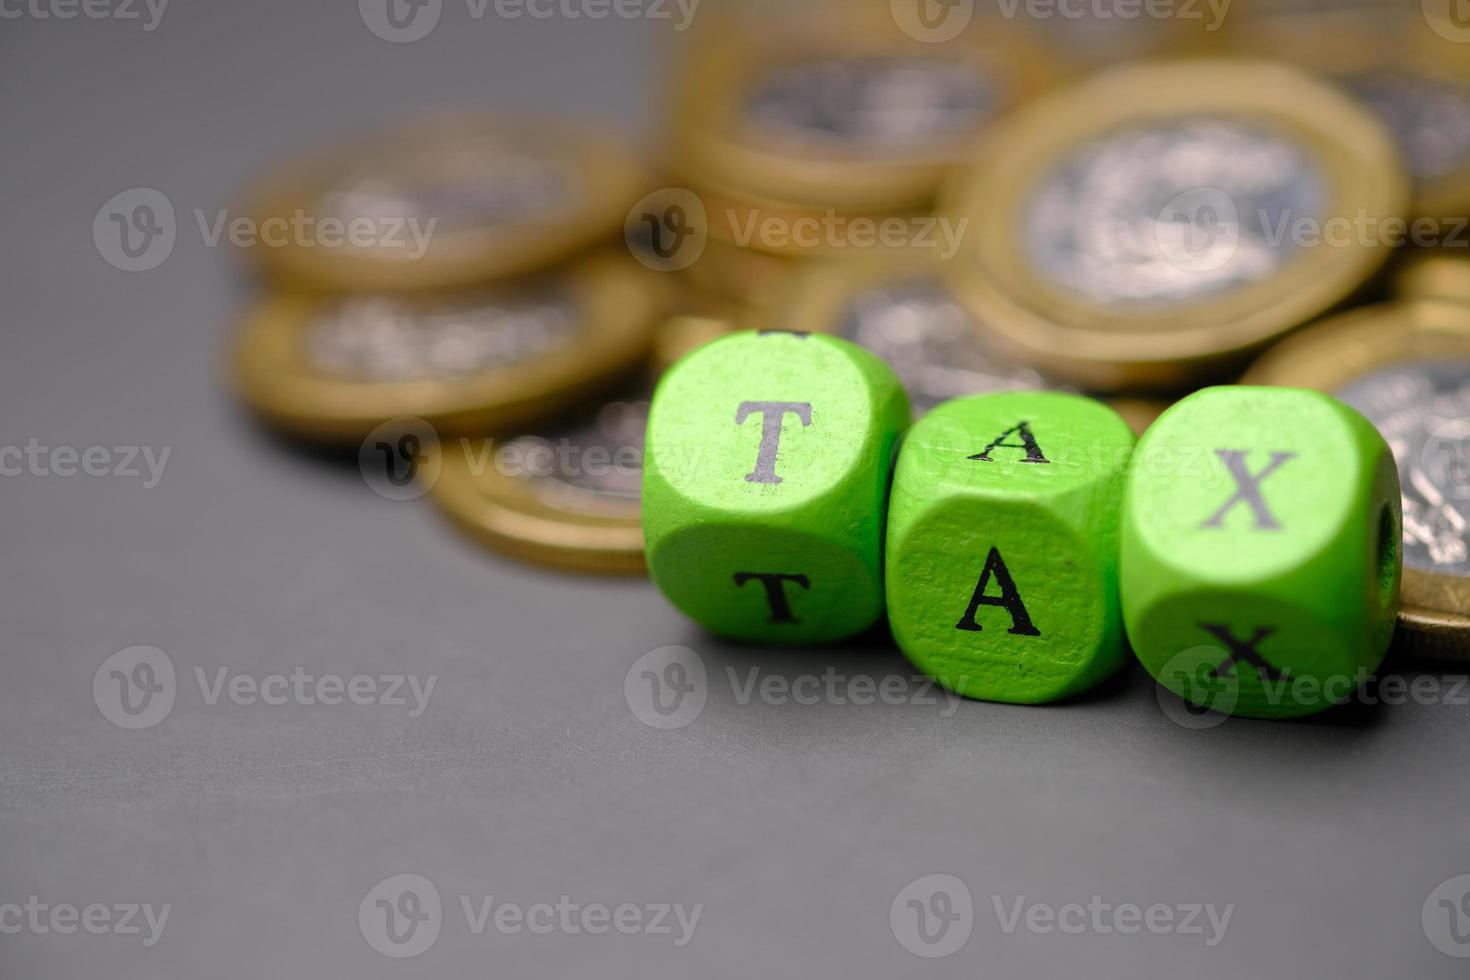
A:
232,254,660,442
780,254,1055,416
669,20,1057,212
1244,300,1470,659
243,112,646,291
941,60,1410,392
430,396,648,574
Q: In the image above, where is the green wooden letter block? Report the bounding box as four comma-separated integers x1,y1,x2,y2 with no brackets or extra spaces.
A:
1122,386,1402,720
642,330,910,642
886,392,1136,703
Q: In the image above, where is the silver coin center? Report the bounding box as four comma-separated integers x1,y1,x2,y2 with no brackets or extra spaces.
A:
744,57,997,153
1023,118,1327,307
837,277,1048,415
509,400,647,507
303,290,580,382
316,134,578,233
1337,359,1470,577
1341,71,1470,185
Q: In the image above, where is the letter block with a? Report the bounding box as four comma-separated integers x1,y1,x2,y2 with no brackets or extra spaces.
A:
642,330,909,642
886,392,1136,702
1122,386,1402,719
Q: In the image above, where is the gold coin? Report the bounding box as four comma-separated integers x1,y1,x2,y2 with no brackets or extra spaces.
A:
678,234,805,313
231,253,661,443
1242,300,1470,660
1393,248,1470,304
429,396,648,574
243,112,646,291
1030,8,1218,68
693,183,934,260
1104,396,1172,438
1215,12,1470,222
652,303,743,374
781,250,1059,416
941,59,1409,392
668,16,1057,213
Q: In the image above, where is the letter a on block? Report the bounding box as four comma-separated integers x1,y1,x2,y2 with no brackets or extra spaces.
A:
968,422,1050,464
887,392,1136,704
955,547,1040,635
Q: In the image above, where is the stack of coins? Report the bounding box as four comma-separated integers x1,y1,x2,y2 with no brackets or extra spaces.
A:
1212,0,1470,225
226,0,1470,658
648,0,1060,338
230,111,667,572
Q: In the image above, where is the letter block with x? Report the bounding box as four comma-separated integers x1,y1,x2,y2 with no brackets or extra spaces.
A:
642,330,909,642
886,392,1137,702
1121,387,1402,719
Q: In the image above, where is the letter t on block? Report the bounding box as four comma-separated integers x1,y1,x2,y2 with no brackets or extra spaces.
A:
642,331,910,643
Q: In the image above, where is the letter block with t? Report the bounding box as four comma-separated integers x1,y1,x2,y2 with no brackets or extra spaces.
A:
642,330,909,642
1122,387,1402,719
886,392,1136,702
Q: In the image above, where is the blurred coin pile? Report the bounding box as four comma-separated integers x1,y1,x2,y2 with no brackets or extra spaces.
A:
229,0,1470,657
231,111,665,572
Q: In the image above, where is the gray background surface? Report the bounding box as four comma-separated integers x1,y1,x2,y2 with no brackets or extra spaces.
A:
2,5,1467,978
